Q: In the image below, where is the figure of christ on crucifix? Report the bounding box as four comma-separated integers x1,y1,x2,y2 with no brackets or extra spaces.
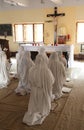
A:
47,7,65,45
46,8,69,67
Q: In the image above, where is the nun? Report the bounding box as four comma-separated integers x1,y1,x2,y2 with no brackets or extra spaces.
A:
38,47,49,65
49,52,66,99
15,51,34,95
16,46,25,78
58,52,67,69
23,54,54,125
0,46,10,88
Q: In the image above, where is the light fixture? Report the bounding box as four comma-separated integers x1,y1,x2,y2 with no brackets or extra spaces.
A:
50,0,63,4
4,0,28,7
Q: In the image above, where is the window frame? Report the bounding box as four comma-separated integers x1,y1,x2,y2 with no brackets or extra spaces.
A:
76,22,84,52
13,23,44,43
76,22,84,44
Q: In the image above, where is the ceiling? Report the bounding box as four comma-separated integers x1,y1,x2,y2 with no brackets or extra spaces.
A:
0,0,84,11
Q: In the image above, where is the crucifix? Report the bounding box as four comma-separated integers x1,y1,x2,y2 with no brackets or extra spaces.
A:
47,7,65,45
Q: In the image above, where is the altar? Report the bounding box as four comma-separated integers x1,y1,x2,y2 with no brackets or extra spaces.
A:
21,44,74,67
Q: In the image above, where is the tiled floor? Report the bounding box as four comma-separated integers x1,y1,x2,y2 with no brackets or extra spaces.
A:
72,60,84,68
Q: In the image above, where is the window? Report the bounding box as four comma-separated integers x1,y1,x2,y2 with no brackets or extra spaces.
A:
77,22,84,43
13,23,44,43
34,24,43,42
77,22,84,52
14,24,23,42
24,24,33,42
80,44,84,52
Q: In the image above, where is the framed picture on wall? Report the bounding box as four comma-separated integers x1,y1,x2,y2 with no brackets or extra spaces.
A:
0,24,12,36
58,35,66,44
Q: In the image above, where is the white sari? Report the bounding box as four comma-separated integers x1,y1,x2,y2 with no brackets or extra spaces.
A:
15,51,35,95
23,54,54,125
49,52,66,99
0,50,10,88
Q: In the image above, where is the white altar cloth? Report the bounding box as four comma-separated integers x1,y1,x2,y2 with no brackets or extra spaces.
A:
21,44,72,52
21,44,74,67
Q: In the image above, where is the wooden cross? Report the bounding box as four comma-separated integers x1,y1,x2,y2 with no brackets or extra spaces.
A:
47,7,65,17
47,7,65,44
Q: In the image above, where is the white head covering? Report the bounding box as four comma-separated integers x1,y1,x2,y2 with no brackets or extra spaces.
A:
39,47,45,54
58,53,67,69
38,47,49,65
49,52,59,61
16,46,24,60
23,51,31,59
18,46,24,53
35,53,46,65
